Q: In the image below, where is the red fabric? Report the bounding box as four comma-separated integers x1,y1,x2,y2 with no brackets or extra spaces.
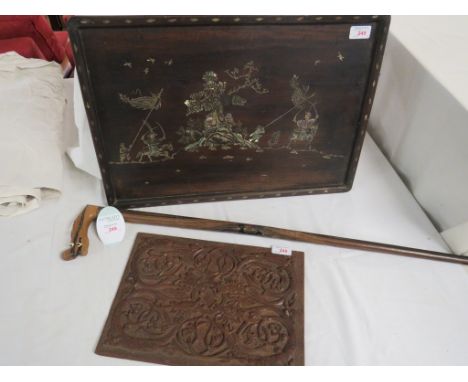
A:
0,16,65,62
0,36,46,59
54,30,67,46
54,30,74,65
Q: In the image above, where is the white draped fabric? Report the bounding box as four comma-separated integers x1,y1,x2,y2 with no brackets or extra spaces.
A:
0,52,65,216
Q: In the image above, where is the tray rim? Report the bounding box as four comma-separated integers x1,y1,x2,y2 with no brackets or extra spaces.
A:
68,15,391,208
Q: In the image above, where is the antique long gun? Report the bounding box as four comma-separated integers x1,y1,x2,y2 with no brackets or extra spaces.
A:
62,204,468,265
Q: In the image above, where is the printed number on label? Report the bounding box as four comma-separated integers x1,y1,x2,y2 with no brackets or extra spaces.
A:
349,25,372,40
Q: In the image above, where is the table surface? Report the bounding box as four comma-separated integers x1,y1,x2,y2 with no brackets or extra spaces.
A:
1,114,468,364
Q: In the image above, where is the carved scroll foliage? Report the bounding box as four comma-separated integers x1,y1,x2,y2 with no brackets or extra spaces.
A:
96,234,304,366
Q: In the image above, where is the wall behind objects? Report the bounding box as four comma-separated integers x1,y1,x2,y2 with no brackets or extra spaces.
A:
368,16,468,254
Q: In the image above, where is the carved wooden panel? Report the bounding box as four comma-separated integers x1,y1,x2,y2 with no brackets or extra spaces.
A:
96,233,304,365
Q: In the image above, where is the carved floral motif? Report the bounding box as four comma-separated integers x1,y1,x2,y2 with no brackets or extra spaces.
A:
96,234,304,365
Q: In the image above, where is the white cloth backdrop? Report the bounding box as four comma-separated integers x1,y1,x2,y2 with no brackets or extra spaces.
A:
0,52,66,216
65,75,101,179
1,45,468,364
369,16,468,255
1,92,468,363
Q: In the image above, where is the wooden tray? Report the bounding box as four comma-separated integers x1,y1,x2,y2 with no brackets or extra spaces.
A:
96,233,304,365
68,15,390,208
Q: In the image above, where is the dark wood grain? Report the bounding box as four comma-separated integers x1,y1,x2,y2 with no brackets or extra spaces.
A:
96,233,304,365
68,15,390,208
